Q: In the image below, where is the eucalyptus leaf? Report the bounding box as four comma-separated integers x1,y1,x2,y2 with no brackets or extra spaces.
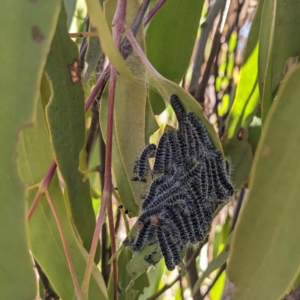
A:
259,0,300,121
0,1,61,298
146,0,204,114
227,64,300,300
44,6,98,257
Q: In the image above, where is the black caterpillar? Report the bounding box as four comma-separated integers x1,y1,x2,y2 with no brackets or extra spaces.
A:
127,94,234,271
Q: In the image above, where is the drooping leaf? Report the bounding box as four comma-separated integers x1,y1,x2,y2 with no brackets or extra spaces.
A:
0,1,61,298
44,6,98,257
222,2,262,190
227,64,300,300
146,0,204,114
192,234,232,295
85,0,135,82
100,0,149,217
18,95,108,300
259,0,300,121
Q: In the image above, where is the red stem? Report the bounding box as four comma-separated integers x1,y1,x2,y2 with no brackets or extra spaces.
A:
45,191,82,300
27,161,57,221
107,199,118,300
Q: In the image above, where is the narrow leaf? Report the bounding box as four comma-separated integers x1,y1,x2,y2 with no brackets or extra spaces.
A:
227,64,300,300
146,0,204,114
0,1,61,298
44,6,98,256
259,0,300,121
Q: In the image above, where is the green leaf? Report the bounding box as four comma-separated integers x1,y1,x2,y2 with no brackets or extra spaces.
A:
145,96,159,143
18,96,108,300
85,0,135,83
82,35,102,85
222,2,262,190
63,0,77,28
44,6,98,256
139,260,165,300
248,116,261,155
192,234,231,295
146,0,204,114
227,64,300,300
0,1,61,298
259,0,300,121
100,0,149,217
107,247,149,300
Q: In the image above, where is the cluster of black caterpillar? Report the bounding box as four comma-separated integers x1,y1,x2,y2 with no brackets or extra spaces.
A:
126,94,234,271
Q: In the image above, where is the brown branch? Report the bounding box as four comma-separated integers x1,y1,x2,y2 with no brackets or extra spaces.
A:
147,237,209,300
195,0,232,106
189,0,224,95
144,0,167,25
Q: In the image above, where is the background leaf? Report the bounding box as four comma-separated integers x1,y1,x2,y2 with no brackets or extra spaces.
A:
259,0,300,121
227,64,300,300
0,1,61,298
44,5,98,256
192,234,231,295
63,0,77,28
146,0,204,114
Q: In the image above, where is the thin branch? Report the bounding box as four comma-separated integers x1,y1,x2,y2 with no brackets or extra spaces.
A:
108,199,118,300
69,31,98,38
27,183,39,191
148,237,209,300
195,0,232,106
189,0,224,95
144,0,167,25
202,263,227,298
45,191,82,300
230,188,245,232
147,276,180,300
